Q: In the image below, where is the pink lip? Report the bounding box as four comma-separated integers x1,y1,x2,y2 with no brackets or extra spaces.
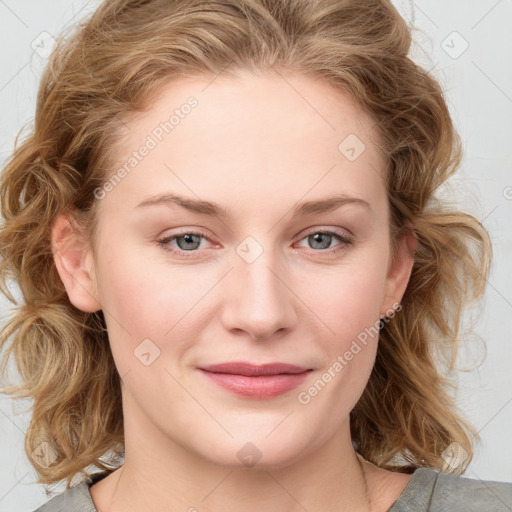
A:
198,362,312,399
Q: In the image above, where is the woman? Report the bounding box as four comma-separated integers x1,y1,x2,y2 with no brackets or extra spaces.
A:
0,0,510,511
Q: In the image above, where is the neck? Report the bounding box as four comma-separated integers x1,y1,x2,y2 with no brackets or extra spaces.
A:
110,449,373,512
98,394,376,512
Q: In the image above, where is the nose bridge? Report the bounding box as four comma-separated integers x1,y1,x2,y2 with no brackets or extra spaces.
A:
234,234,286,306
224,234,295,338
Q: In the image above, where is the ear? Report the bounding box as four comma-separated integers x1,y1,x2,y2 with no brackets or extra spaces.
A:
51,214,101,313
380,224,418,318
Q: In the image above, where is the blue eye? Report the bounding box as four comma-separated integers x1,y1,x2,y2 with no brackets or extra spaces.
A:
297,230,353,252
157,229,353,258
158,231,210,256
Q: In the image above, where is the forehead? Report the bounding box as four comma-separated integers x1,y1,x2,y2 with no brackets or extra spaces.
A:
103,70,387,216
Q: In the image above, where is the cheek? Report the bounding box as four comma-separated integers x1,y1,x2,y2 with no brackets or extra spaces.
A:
95,232,201,328
299,251,388,338
295,248,387,400
92,240,190,367
297,267,384,417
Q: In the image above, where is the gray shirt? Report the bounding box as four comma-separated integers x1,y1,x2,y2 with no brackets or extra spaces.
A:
33,467,512,512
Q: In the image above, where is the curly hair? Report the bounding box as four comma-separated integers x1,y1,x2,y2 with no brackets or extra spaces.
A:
0,0,491,491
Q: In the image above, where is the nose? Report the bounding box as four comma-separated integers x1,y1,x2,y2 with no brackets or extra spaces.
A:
220,244,298,341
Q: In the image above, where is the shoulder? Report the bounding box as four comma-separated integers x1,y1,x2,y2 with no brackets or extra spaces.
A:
31,471,111,512
432,470,512,512
391,467,512,512
32,483,96,512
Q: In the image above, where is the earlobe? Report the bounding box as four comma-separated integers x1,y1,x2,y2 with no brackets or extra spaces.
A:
380,226,418,317
51,214,101,313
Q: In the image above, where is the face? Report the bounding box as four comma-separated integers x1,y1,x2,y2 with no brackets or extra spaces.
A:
59,70,413,470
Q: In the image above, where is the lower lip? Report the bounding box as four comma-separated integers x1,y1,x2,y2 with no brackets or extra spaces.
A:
198,370,310,399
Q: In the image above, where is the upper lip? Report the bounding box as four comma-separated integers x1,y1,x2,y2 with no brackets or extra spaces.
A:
199,362,310,376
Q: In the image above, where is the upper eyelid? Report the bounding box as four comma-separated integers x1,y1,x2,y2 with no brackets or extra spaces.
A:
300,226,353,239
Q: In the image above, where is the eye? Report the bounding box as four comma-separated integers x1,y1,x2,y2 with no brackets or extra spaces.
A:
295,229,354,255
157,230,213,257
157,228,354,259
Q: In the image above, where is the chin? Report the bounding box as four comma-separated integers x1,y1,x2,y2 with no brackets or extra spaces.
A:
196,436,307,471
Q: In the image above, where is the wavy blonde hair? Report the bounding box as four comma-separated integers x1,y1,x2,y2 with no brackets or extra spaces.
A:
0,0,491,490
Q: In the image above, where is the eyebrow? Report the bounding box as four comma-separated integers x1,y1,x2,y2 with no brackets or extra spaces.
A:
136,192,371,218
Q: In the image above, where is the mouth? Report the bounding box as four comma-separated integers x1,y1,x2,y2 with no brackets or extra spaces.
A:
197,362,312,399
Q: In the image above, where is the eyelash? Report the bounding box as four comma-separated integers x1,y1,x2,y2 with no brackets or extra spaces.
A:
157,228,354,259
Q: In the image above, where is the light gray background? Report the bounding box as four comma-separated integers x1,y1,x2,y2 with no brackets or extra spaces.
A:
0,1,511,510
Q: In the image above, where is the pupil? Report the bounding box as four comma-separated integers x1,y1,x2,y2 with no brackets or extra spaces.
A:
311,233,330,249
179,234,199,250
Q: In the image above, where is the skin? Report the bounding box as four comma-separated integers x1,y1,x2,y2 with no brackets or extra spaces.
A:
52,70,417,512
